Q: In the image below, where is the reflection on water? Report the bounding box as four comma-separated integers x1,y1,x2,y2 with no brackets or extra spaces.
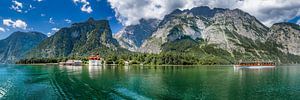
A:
234,66,276,73
0,65,300,99
63,66,82,73
88,66,102,79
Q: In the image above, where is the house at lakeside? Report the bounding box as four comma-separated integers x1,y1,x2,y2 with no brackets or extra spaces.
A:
89,54,102,66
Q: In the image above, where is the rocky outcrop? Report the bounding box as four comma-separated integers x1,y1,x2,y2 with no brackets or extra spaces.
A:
269,22,300,55
139,6,269,54
114,19,160,51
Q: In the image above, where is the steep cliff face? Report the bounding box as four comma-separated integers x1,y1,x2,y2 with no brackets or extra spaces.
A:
0,31,47,63
269,22,300,55
139,6,269,54
113,6,300,63
27,18,122,58
114,19,160,51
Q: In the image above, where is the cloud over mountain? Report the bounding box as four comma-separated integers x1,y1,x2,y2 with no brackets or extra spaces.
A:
3,19,27,30
108,0,300,26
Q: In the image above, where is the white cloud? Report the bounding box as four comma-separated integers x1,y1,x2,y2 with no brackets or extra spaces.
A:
2,19,27,30
236,0,300,26
51,28,60,32
3,19,13,26
49,18,55,24
73,0,93,13
47,32,51,37
41,13,46,17
81,4,93,13
35,0,43,2
10,0,23,13
64,19,72,23
0,27,5,32
29,5,33,9
108,0,300,26
297,19,300,25
48,27,60,37
14,20,27,29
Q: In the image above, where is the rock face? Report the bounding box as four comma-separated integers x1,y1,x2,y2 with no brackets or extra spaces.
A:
27,18,122,58
114,6,300,63
114,19,160,51
0,31,47,63
269,22,300,55
139,6,269,53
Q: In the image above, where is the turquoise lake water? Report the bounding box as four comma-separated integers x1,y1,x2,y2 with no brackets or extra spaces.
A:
0,64,300,99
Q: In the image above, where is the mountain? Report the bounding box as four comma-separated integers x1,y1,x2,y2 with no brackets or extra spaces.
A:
26,18,126,58
0,31,47,63
114,19,160,51
269,22,300,55
116,6,300,63
139,6,269,53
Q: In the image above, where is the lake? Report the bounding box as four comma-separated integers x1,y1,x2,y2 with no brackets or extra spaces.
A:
0,64,300,99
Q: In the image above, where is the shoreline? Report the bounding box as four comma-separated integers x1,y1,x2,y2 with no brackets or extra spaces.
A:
14,63,59,66
11,63,235,66
5,63,297,66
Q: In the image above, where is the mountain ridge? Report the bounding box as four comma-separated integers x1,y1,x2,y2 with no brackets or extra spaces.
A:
0,31,47,63
26,18,126,58
115,6,300,64
114,18,161,51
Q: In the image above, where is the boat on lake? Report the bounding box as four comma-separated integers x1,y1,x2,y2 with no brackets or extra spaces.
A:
234,61,275,68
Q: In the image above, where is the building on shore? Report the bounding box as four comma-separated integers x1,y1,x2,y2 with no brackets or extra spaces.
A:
89,54,102,66
125,61,129,66
59,60,82,66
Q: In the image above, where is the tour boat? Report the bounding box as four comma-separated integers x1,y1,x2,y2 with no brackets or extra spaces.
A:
234,61,275,69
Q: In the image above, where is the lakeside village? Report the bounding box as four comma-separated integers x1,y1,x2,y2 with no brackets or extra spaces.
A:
58,54,130,66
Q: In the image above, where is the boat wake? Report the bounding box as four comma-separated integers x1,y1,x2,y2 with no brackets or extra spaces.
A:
110,87,151,100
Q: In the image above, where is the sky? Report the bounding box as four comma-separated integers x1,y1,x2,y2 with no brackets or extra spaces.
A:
0,0,122,39
0,0,300,40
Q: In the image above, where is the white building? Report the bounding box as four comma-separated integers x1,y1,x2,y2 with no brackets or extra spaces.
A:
89,55,102,66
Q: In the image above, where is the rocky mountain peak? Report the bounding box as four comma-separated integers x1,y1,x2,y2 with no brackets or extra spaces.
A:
114,18,160,51
271,22,300,29
189,6,227,18
269,22,300,55
138,6,271,53
113,6,300,64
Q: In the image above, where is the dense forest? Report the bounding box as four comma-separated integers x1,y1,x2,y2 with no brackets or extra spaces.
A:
16,38,233,65
16,36,300,65
16,52,232,65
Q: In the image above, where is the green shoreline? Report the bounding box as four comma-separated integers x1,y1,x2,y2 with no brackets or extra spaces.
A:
14,63,234,66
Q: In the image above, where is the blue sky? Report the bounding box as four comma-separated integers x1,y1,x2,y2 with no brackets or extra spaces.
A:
0,0,122,39
0,0,299,40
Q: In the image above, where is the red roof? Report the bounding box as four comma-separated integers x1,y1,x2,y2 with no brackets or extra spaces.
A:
89,55,101,60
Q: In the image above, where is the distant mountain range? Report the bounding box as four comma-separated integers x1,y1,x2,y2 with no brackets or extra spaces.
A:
26,18,127,58
1,6,300,64
0,31,47,63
